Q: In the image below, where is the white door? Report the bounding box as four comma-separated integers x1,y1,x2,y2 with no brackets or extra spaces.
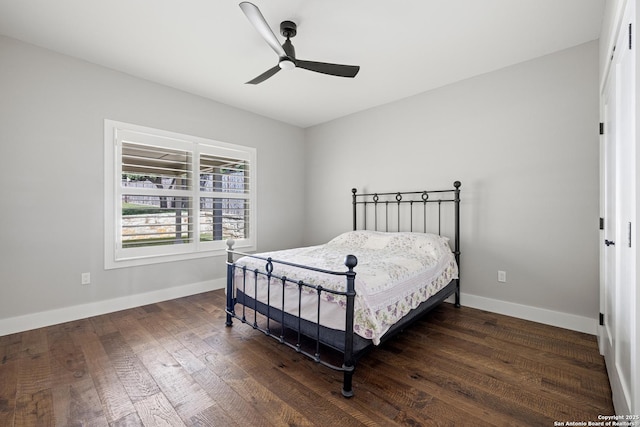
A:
601,0,637,414
602,66,616,370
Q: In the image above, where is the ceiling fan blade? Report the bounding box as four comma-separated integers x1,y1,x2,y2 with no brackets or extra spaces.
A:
239,2,286,58
246,65,281,84
296,60,360,78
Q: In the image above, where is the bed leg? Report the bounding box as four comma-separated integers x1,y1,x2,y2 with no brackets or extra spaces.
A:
342,365,355,398
225,269,234,327
225,278,234,327
226,239,235,327
455,280,461,308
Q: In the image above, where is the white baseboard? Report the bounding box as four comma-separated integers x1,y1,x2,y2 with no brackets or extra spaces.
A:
1,283,597,337
449,292,598,335
0,278,226,337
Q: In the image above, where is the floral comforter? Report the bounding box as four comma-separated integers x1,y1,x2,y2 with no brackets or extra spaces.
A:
234,230,458,345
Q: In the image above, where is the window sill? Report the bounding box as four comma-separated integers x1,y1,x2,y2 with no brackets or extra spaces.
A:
105,242,256,269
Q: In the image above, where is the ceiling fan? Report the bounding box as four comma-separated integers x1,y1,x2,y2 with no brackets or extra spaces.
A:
239,2,360,84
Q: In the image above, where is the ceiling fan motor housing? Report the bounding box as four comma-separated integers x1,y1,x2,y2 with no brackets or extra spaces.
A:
280,20,297,38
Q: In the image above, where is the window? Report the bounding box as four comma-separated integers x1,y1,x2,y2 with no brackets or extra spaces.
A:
104,120,256,269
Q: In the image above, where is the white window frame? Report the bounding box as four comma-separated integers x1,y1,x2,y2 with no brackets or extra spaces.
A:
104,120,257,269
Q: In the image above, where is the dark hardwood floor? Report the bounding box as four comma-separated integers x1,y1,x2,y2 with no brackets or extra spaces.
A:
0,289,613,426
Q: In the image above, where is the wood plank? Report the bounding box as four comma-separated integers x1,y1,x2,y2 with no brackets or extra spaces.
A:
163,341,208,375
69,329,137,424
111,313,161,354
0,334,20,426
137,345,215,422
51,377,109,426
19,329,48,356
47,325,88,387
89,313,119,337
14,389,54,426
99,331,161,403
134,392,186,427
110,411,145,426
16,342,51,397
191,367,271,427
188,404,240,427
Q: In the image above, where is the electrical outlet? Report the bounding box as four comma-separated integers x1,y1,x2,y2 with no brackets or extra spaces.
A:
497,270,506,283
81,272,91,285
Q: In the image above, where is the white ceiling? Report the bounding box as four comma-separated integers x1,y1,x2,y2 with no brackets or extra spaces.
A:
0,0,604,128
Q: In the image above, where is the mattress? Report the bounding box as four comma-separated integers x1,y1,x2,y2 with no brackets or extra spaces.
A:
232,230,458,345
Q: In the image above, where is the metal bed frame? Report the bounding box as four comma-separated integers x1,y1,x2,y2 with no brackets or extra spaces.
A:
225,181,461,397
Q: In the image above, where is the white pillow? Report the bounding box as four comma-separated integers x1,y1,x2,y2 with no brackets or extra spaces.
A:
361,233,392,249
327,231,451,259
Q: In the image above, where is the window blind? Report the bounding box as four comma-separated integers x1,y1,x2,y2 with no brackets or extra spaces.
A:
106,120,256,268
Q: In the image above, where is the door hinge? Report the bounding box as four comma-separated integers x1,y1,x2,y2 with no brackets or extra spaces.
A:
600,217,604,230
630,23,633,50
599,312,604,326
599,122,604,135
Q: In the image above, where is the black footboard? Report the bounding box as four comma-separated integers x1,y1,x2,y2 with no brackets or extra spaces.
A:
225,242,359,397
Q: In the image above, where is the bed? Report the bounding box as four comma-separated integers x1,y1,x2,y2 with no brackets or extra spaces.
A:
225,181,461,397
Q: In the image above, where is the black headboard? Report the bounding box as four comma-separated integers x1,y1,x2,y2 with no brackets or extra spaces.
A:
351,181,461,264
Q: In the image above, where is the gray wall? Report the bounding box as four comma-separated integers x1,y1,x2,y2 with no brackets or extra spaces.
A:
304,41,600,320
0,36,306,321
